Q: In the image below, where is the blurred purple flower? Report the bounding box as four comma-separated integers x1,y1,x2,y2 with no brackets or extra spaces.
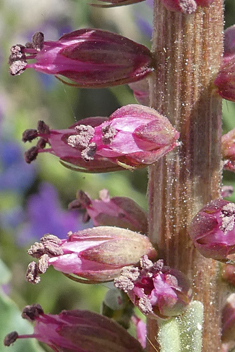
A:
0,141,36,193
17,183,88,245
0,206,24,230
134,14,152,40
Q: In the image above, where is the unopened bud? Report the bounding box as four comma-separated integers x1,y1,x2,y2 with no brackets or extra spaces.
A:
189,199,235,261
26,227,157,283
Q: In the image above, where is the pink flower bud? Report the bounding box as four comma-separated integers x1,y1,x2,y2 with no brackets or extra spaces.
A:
222,294,235,344
222,264,235,287
4,304,144,352
189,199,235,261
213,26,235,103
213,58,235,102
222,186,234,199
26,228,157,284
160,0,214,14
114,256,192,319
68,189,147,234
131,315,147,349
224,25,235,57
129,79,150,106
222,128,235,171
9,29,153,88
22,105,179,170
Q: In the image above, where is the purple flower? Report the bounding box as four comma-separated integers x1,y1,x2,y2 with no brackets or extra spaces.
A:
222,128,235,171
26,227,157,284
9,29,153,88
22,105,179,171
0,141,35,193
114,256,192,319
222,294,235,344
4,304,144,352
129,79,150,106
189,199,235,261
69,189,148,234
17,183,81,245
213,26,235,102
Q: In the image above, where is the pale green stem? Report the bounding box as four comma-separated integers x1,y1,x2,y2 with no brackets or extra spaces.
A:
147,1,224,351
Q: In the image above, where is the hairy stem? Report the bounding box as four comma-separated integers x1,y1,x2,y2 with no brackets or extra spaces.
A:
147,1,223,351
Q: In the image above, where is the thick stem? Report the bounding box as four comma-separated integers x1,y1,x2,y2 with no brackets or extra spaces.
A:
147,2,223,351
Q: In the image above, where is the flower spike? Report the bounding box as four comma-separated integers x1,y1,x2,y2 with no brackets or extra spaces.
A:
22,105,179,171
9,29,153,88
26,227,157,284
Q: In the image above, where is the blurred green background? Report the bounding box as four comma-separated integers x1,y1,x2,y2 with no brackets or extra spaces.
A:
0,0,234,351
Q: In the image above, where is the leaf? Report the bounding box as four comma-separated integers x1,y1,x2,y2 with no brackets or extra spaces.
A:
158,301,204,352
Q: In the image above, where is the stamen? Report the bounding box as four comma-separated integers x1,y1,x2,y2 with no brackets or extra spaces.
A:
4,331,19,346
24,146,39,163
28,242,45,258
81,142,97,161
138,295,153,314
221,203,235,233
37,120,50,134
38,254,49,273
26,262,41,284
9,60,27,76
21,304,44,321
102,125,117,144
32,32,44,50
68,125,95,149
9,44,26,62
36,138,47,149
22,129,38,142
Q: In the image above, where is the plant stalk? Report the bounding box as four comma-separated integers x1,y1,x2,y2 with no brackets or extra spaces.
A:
147,1,224,351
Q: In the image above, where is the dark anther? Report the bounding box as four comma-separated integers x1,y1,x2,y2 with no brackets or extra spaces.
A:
24,146,39,163
22,129,38,142
21,304,44,321
36,138,47,149
4,331,19,346
32,32,44,50
37,120,50,134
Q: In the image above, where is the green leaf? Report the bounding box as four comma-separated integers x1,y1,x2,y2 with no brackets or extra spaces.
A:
0,259,11,285
158,301,204,352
